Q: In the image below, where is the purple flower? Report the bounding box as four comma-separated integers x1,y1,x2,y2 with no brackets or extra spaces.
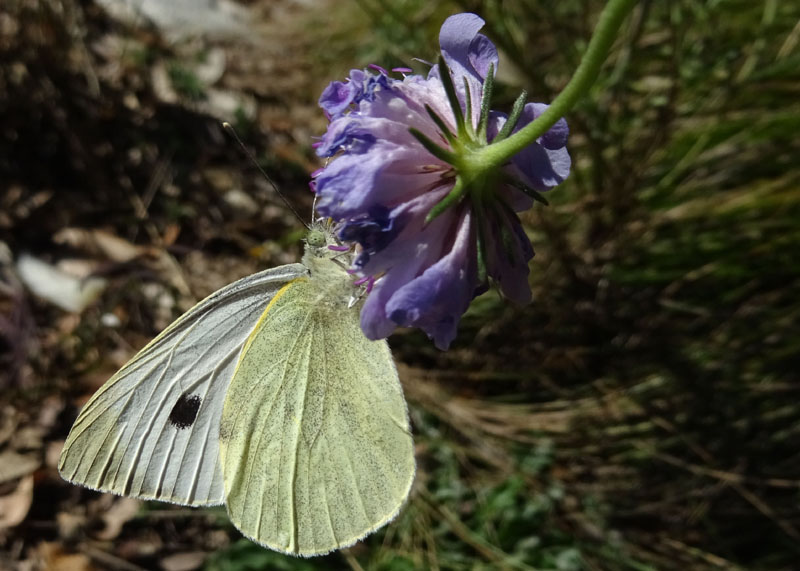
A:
313,13,571,350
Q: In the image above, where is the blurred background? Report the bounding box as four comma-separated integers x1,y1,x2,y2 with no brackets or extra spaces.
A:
1,0,799,569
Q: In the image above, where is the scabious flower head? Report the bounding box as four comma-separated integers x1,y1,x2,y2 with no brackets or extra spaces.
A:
313,13,571,350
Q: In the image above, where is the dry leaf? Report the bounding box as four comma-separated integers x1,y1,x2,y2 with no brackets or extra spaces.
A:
53,228,152,263
35,542,94,571
0,451,39,484
191,47,226,85
16,254,106,313
46,441,65,470
94,0,251,41
12,425,45,450
56,511,87,542
96,497,140,540
38,395,64,431
160,552,207,571
0,475,33,529
197,88,256,123
0,407,18,446
163,224,181,247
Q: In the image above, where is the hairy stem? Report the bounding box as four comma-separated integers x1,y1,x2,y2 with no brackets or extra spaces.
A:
477,0,639,168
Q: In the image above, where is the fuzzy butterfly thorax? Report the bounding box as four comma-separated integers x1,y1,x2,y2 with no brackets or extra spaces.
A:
302,223,366,311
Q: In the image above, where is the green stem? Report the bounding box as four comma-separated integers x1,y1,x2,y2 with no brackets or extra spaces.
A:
476,0,638,169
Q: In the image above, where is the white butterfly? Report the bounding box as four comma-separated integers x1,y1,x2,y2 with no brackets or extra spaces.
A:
59,224,415,556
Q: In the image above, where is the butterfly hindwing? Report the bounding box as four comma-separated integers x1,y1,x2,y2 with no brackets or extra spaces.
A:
219,275,415,556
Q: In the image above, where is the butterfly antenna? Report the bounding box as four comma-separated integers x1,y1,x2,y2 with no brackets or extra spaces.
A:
311,192,319,221
310,157,330,223
222,122,309,229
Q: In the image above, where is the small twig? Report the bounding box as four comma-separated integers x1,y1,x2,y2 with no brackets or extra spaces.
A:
647,450,800,541
660,538,744,570
129,153,173,245
653,451,800,490
341,550,366,571
418,491,540,571
84,545,149,571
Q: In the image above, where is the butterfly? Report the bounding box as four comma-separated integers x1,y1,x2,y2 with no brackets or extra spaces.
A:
59,223,415,556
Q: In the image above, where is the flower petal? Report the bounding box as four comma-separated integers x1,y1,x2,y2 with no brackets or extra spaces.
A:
360,259,423,340
484,206,534,304
315,142,444,219
357,194,450,339
468,33,499,80
523,103,569,149
511,143,571,190
384,209,477,350
318,80,356,117
353,189,449,275
433,13,498,125
489,105,571,191
439,13,496,82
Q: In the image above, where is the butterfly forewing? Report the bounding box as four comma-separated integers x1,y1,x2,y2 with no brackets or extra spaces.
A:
58,263,307,506
219,276,415,556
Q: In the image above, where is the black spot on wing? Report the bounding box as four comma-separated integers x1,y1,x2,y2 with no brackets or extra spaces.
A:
169,394,202,429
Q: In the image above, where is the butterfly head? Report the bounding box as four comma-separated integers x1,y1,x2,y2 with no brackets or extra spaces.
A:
302,220,360,294
303,220,350,260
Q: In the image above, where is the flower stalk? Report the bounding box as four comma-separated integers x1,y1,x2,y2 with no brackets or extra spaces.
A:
475,0,639,170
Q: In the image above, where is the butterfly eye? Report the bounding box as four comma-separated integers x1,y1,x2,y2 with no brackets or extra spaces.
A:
306,229,327,247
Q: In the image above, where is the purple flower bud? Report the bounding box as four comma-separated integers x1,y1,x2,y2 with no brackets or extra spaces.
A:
318,80,357,117
313,13,571,349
